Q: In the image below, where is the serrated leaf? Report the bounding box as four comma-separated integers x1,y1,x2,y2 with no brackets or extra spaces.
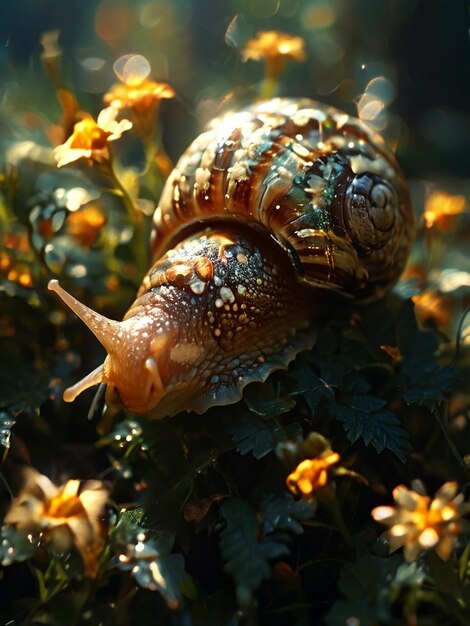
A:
229,414,301,459
243,382,296,417
219,499,288,597
288,364,334,416
400,362,458,409
325,553,403,626
261,493,316,535
334,395,412,461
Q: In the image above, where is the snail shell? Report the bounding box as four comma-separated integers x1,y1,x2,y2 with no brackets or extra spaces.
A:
49,98,414,419
152,98,413,299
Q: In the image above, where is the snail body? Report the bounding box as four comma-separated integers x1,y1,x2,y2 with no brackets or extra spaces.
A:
49,98,414,419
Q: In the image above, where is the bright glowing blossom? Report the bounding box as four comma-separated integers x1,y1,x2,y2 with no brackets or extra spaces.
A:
53,107,132,168
242,31,306,79
286,451,340,497
371,482,470,562
4,469,109,577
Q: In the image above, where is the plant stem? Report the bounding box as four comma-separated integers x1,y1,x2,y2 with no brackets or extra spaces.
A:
435,406,470,481
101,160,149,279
321,491,354,550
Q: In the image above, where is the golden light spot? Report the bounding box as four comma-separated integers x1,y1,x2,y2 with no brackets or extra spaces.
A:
67,205,106,248
18,272,33,288
423,191,466,231
412,290,452,330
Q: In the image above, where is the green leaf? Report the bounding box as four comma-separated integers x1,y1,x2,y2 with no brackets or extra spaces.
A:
219,499,288,601
334,395,412,461
131,553,192,609
325,553,403,626
426,552,470,623
243,381,296,417
261,493,316,535
288,364,334,416
0,525,38,564
397,300,458,410
229,414,302,459
111,512,194,608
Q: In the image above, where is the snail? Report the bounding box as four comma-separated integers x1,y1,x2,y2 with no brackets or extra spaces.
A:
48,98,414,419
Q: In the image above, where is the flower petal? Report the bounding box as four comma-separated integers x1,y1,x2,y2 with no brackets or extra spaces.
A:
435,535,455,561
418,527,439,548
393,485,426,511
430,481,459,510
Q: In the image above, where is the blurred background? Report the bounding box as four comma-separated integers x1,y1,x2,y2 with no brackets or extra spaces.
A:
1,0,469,178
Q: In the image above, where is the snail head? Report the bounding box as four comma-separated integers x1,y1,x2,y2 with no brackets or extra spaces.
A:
48,280,171,414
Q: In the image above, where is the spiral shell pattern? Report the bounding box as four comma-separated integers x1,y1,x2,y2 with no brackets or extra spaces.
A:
151,98,413,299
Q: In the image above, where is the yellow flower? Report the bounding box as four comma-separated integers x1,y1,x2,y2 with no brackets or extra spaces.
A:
423,191,466,231
53,107,132,168
104,79,175,114
104,79,174,140
371,482,470,562
4,469,109,577
242,31,306,80
286,451,340,497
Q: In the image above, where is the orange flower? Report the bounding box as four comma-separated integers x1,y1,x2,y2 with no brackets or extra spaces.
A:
104,79,175,115
423,191,466,231
104,72,174,140
4,469,109,577
242,31,306,80
371,482,470,562
286,451,340,497
53,107,132,168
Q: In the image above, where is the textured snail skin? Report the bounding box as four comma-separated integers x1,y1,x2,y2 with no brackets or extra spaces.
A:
49,98,414,418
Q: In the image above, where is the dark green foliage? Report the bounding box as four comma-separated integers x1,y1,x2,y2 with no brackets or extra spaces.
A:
219,499,289,602
396,300,459,410
1,3,470,624
111,511,195,608
333,395,412,461
229,413,302,459
260,493,316,534
325,552,409,626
